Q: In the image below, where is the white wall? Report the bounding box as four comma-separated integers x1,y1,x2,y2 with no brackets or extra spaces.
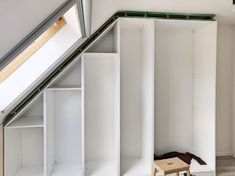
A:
216,25,233,156
91,0,119,33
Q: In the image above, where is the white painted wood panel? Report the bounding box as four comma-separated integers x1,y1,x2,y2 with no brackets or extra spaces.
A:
7,116,43,128
44,89,82,176
82,53,120,176
193,21,217,171
119,19,155,176
216,25,233,157
155,27,194,154
44,90,55,176
51,59,82,88
88,23,119,53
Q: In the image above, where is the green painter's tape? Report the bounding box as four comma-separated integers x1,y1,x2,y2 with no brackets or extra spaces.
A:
116,11,215,20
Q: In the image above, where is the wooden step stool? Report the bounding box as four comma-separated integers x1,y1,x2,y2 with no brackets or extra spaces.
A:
152,157,190,176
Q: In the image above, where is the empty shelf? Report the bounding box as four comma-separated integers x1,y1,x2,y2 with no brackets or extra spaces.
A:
51,163,82,176
17,165,43,176
122,159,150,176
7,116,43,128
86,161,117,176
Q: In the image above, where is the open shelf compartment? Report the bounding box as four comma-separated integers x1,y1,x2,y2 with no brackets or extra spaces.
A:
4,127,44,176
7,116,43,128
4,95,44,176
154,19,217,175
44,89,82,176
82,52,120,176
119,18,155,176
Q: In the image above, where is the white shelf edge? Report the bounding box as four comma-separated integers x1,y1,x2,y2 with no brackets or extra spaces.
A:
7,125,44,129
46,87,82,91
7,116,44,128
83,52,120,56
190,159,214,173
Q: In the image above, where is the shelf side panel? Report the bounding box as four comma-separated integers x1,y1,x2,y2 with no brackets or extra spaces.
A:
44,91,55,176
193,21,217,171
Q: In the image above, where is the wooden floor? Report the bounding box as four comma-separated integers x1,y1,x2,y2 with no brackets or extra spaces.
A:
217,156,235,176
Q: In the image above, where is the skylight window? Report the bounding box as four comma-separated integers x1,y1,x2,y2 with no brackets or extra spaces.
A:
0,17,66,83
0,2,85,112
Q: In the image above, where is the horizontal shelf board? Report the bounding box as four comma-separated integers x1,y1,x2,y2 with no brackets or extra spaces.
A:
17,165,43,176
46,87,82,91
51,163,82,176
83,53,119,57
7,116,43,128
86,161,118,176
122,158,150,176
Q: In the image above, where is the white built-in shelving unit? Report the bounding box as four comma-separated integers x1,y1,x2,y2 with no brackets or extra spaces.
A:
4,18,217,176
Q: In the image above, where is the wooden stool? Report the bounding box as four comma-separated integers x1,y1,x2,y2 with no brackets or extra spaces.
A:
152,157,190,176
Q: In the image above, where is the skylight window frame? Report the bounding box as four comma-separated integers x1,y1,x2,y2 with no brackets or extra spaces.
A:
0,0,86,71
0,0,87,115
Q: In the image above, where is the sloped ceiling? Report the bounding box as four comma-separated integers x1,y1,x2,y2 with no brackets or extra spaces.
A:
0,0,92,61
1,0,235,60
0,0,66,60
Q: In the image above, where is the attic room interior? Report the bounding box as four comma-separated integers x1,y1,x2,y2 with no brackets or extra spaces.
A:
0,0,235,176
